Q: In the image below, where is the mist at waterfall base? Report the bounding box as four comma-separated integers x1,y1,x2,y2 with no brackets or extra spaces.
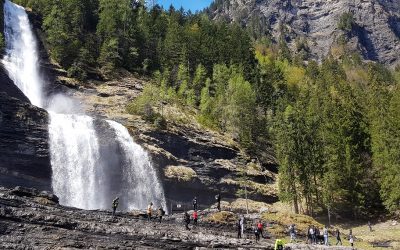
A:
2,0,166,211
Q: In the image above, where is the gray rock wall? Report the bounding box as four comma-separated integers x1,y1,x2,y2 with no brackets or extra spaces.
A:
211,0,400,66
0,67,52,191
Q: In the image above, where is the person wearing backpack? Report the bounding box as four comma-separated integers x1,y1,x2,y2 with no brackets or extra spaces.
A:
111,197,119,217
184,211,191,230
157,207,165,223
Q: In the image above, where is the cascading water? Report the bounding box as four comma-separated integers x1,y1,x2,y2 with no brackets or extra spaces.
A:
107,121,166,210
49,113,108,210
2,0,43,107
2,0,166,211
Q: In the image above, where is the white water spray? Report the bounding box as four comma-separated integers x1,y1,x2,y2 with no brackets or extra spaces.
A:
49,113,108,209
107,121,166,210
2,0,43,107
3,0,166,211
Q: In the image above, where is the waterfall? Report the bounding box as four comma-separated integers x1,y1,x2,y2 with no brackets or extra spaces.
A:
2,0,43,107
107,121,166,210
48,113,108,210
2,0,166,211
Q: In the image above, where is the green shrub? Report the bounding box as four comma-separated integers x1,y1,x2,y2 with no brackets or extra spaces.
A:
154,115,167,130
67,62,87,81
338,12,355,32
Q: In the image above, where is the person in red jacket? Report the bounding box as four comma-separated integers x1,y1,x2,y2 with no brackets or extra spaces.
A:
193,210,198,226
257,220,264,238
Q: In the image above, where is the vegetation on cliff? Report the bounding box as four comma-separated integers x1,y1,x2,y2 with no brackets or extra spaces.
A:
12,0,400,217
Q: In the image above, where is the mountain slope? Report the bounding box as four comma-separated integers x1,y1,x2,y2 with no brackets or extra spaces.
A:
208,0,400,66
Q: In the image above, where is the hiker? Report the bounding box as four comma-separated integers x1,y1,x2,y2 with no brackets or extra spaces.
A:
239,215,245,237
274,239,284,250
257,220,264,238
193,210,198,226
193,197,198,210
315,226,321,244
323,225,329,246
289,224,296,243
336,229,342,245
147,202,153,221
215,193,221,211
307,226,312,244
157,207,165,223
237,219,242,238
254,225,260,242
309,225,315,244
349,229,354,248
184,211,191,230
112,197,119,217
368,221,373,232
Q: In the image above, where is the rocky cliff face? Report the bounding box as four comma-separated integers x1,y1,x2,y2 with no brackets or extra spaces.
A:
209,0,400,66
0,67,52,191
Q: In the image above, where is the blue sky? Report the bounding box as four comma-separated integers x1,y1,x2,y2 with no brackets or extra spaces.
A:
156,0,213,12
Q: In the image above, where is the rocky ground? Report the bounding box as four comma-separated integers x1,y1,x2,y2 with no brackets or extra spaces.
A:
0,186,358,250
0,186,274,249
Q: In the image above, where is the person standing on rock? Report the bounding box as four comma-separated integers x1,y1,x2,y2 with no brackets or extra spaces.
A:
349,229,354,249
257,220,264,238
193,197,198,210
157,207,165,223
310,225,315,244
147,202,153,221
215,193,221,211
254,225,260,242
112,197,119,217
289,224,296,243
335,228,342,245
184,211,191,230
368,221,373,232
193,210,198,226
237,219,242,238
323,225,329,246
307,226,312,244
239,215,245,237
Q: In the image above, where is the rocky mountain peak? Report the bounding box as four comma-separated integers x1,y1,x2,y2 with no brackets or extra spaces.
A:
208,0,400,66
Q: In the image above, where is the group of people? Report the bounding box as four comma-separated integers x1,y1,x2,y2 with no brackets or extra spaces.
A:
307,225,331,245
237,217,267,242
112,196,358,249
183,210,198,230
112,197,165,222
307,225,354,247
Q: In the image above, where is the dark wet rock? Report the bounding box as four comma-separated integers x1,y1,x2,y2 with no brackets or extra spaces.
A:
0,91,51,191
0,65,30,103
